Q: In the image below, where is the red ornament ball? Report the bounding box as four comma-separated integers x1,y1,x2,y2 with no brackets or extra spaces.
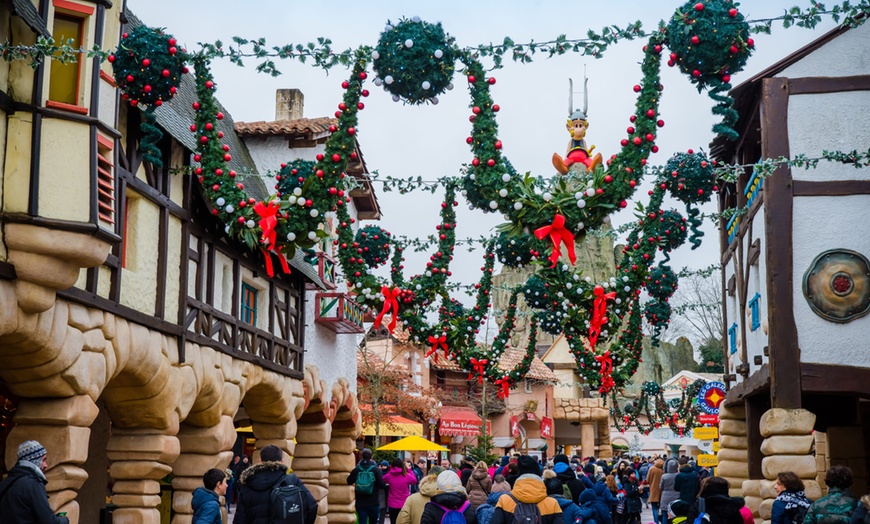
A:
492,104,500,112
694,2,704,10
633,85,641,92
341,81,350,89
142,58,151,67
488,77,496,85
691,35,700,45
467,75,476,83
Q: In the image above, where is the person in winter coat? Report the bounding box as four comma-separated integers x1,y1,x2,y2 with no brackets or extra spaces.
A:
594,479,617,510
192,468,228,524
0,440,69,524
622,474,644,524
421,470,478,524
460,457,476,486
673,457,700,504
234,445,318,524
686,477,745,524
492,474,512,494
396,469,445,524
849,495,870,524
385,458,420,524
545,477,587,524
505,462,521,488
581,487,613,524
346,448,387,524
605,475,620,523
554,453,593,503
647,458,665,524
378,461,390,524
805,466,857,524
467,461,494,510
477,491,505,524
491,455,565,524
229,455,250,507
659,459,681,524
771,472,812,524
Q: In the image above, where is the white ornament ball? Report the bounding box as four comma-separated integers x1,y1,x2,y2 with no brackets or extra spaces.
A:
309,209,319,218
411,15,421,23
577,199,586,208
431,97,439,105
502,173,511,182
514,202,523,210
308,231,318,240
499,189,508,197
422,81,431,90
603,216,611,223
287,232,296,241
293,187,302,196
446,82,454,91
461,189,468,196
385,75,394,84
392,95,400,102
489,201,498,209
543,192,553,202
297,198,306,206
246,220,256,228
404,39,414,48
385,24,393,31
586,188,596,197
371,50,380,60
216,197,226,206
434,49,443,59
287,196,297,205
374,78,383,87
225,205,235,213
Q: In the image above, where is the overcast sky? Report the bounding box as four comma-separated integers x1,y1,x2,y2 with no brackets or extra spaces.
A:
127,0,837,316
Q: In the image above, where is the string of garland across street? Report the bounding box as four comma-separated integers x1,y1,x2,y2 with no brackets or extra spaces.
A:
6,1,867,432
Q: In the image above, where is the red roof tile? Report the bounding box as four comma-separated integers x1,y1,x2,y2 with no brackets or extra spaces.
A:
430,348,557,382
234,117,336,138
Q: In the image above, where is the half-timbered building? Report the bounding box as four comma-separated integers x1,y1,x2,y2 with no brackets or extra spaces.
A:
0,3,370,524
712,21,870,521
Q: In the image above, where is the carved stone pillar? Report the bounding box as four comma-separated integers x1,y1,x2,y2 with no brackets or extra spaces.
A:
5,395,100,523
327,379,362,524
581,423,596,458
170,416,236,524
106,418,180,524
596,421,613,459
295,366,331,524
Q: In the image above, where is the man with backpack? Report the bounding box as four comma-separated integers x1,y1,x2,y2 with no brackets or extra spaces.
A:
552,454,592,504
234,444,318,524
490,455,565,524
347,448,386,524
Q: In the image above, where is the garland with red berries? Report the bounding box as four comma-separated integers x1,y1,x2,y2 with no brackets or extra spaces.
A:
611,379,706,435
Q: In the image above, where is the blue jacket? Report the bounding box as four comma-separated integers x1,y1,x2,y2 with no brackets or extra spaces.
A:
594,481,617,509
580,489,612,524
191,487,222,524
554,495,589,524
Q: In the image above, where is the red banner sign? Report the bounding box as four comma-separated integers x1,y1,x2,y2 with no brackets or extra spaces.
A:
510,415,519,437
699,414,720,425
525,412,536,421
541,417,553,439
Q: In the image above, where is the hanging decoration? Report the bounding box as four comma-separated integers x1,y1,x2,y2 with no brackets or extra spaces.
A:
611,379,707,434
354,225,393,268
275,159,317,196
663,150,718,248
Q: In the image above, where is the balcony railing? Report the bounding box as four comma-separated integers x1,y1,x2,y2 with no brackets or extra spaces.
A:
314,292,365,334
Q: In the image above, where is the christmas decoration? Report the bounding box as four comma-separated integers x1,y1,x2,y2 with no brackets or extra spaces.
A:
611,378,707,434
646,264,678,300
495,231,547,268
663,150,717,248
354,225,392,268
372,18,457,104
275,159,317,196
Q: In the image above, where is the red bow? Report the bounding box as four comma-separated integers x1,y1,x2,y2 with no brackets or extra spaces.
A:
534,214,576,268
374,286,401,333
595,350,615,394
470,358,489,385
588,285,616,349
261,248,291,278
495,377,511,399
254,201,281,250
425,334,449,362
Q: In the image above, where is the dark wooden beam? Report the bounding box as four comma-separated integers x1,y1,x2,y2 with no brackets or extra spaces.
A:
1,213,121,245
745,393,770,479
761,77,801,409
725,364,770,405
788,75,870,95
793,180,870,197
155,206,168,319
802,363,870,398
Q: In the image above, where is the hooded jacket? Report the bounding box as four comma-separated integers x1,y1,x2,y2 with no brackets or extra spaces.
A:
673,464,700,503
594,481,617,509
580,488,612,524
421,491,478,524
623,479,644,514
191,487,222,524
477,491,504,524
686,493,746,524
467,468,494,508
385,466,419,509
771,489,812,524
553,494,587,524
346,458,386,508
647,459,665,503
491,475,566,524
0,461,69,524
659,459,681,510
234,461,318,524
554,462,588,503
396,475,441,524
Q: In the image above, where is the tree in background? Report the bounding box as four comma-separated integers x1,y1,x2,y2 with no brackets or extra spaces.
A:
667,269,725,373
696,337,725,373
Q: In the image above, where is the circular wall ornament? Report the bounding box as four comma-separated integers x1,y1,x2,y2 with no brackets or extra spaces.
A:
803,249,870,323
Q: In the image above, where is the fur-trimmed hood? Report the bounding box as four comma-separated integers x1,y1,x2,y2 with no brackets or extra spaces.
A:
862,495,870,510
239,461,289,488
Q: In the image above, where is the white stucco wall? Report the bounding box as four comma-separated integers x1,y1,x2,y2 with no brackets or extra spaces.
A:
245,136,325,179
744,206,769,373
787,91,870,182
793,195,870,368
777,22,870,79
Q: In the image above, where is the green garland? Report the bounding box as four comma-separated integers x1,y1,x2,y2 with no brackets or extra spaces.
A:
354,225,392,268
610,378,706,435
275,159,317,196
495,231,548,268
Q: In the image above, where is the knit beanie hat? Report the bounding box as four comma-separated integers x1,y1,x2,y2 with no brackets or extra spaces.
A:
18,440,47,466
553,454,570,465
517,455,540,476
437,470,465,494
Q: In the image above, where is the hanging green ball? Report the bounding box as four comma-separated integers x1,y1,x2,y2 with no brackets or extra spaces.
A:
373,18,457,105
646,265,678,300
112,25,187,106
522,275,550,309
654,209,689,251
662,151,716,205
276,159,317,196
354,225,392,268
496,232,549,269
536,310,565,336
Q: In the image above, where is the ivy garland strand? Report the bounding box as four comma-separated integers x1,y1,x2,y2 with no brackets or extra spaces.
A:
611,379,707,435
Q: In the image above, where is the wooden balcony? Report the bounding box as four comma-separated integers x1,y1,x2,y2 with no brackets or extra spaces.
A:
314,292,365,334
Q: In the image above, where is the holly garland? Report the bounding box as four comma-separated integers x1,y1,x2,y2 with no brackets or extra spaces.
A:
275,159,317,197
354,225,392,268
611,378,706,435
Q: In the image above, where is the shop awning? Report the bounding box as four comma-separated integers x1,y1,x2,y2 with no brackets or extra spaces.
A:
362,414,423,437
439,407,490,437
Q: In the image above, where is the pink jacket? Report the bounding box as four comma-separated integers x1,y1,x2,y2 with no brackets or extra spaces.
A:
384,467,418,509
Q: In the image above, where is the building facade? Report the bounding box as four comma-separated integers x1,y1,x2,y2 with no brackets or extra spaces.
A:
713,22,870,521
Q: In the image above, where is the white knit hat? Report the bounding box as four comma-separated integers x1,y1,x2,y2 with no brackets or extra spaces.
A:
436,470,466,494
18,440,47,466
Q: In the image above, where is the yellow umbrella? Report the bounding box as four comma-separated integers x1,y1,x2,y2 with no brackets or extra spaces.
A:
376,435,449,452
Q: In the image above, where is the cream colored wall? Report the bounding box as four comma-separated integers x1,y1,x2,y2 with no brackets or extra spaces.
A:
2,114,33,214
164,215,182,321
38,119,90,221
119,192,159,315
44,1,97,109
239,266,271,332
542,335,583,399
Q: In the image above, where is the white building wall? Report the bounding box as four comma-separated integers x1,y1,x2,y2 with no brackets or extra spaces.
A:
777,23,870,80
744,205,769,373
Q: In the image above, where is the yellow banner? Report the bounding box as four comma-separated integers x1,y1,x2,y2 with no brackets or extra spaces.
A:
712,441,721,452
698,453,719,467
694,427,719,440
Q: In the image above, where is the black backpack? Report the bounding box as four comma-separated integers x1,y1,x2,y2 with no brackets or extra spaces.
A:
270,475,306,524
509,494,541,523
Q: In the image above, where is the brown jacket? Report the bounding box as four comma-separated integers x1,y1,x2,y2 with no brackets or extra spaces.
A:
466,469,492,509
647,459,665,503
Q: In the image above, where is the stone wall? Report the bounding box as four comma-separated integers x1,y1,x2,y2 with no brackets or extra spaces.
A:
553,398,612,458
716,402,749,500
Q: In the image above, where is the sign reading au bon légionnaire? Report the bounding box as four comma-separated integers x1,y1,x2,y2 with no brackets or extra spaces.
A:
697,381,726,415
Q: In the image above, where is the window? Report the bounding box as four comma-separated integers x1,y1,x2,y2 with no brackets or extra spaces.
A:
97,136,115,224
749,293,761,332
524,380,533,393
241,283,258,325
728,323,738,355
49,14,83,105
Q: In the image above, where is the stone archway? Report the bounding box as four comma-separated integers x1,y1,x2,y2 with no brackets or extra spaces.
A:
294,365,332,524
326,378,362,524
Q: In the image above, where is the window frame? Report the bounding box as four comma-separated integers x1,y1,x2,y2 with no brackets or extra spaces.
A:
47,0,94,112
241,282,258,325
728,323,738,355
748,293,761,332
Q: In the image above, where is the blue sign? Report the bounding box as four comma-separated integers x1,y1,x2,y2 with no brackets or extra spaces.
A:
698,381,726,415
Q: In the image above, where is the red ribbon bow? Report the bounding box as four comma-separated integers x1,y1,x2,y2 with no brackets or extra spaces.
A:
534,214,576,268
425,334,449,362
470,358,489,385
588,285,616,349
374,286,401,333
260,248,291,278
254,201,281,250
495,377,511,399
595,350,615,394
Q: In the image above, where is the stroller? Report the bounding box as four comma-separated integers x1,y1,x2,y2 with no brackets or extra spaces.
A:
667,500,691,524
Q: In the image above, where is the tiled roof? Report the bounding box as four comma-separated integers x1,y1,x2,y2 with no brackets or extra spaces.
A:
430,348,557,382
11,0,49,37
234,117,337,138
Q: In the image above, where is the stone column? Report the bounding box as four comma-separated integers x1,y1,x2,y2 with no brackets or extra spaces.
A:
757,408,819,524
170,416,236,524
295,367,331,524
814,431,829,495
107,423,180,524
581,423,596,458
327,380,362,524
5,395,100,523
715,402,750,499
597,421,613,459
